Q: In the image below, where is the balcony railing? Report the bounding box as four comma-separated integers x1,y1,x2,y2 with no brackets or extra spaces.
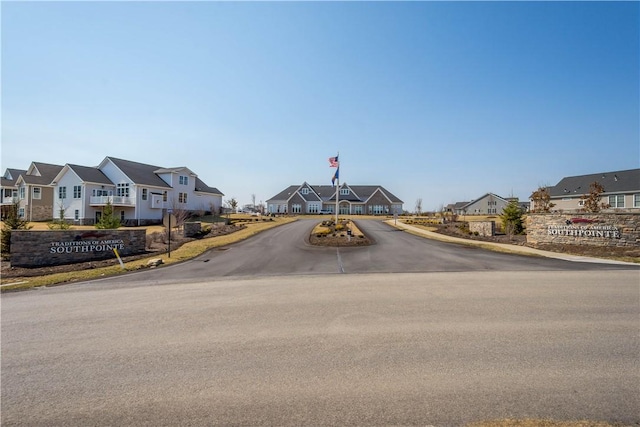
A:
90,196,135,206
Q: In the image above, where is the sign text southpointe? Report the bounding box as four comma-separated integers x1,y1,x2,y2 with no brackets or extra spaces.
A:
50,239,125,254
547,225,620,239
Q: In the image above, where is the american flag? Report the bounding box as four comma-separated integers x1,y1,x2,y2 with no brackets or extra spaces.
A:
328,156,339,168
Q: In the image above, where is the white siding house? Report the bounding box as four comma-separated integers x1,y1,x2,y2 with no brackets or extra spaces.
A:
51,157,224,225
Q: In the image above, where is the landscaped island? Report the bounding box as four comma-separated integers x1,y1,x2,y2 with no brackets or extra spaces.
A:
309,218,371,247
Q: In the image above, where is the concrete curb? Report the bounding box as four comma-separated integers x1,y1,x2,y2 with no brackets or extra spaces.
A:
385,220,639,266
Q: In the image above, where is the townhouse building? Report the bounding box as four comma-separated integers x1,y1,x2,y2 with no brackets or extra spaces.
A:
51,157,224,225
13,162,64,221
0,168,26,219
447,193,511,216
536,168,640,212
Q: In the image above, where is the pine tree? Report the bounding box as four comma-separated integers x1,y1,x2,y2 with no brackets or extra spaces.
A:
95,200,121,229
1,201,32,255
500,200,525,236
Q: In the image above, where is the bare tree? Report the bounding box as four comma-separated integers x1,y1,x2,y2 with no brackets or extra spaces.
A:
530,186,556,213
581,181,609,213
225,197,238,213
415,198,423,216
251,193,256,211
169,198,191,231
48,201,71,230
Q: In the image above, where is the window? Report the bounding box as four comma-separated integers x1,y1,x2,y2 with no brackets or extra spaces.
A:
634,194,640,208
301,188,309,195
308,203,320,213
371,205,384,215
73,185,82,199
93,189,110,197
292,204,301,213
74,210,79,220
179,175,189,185
142,188,148,201
18,208,25,218
19,187,25,200
117,183,130,197
340,188,349,196
120,211,125,221
32,187,41,200
58,187,67,199
608,195,625,208
179,192,187,204
163,191,168,202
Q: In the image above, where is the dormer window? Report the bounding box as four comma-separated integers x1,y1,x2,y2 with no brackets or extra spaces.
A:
301,188,309,195
340,188,349,196
179,175,189,185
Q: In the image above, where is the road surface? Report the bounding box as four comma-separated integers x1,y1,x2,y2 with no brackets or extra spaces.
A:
2,219,638,426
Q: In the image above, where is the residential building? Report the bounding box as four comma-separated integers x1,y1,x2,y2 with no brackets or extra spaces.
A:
538,168,640,212
267,182,403,215
448,193,510,216
1,168,26,219
52,157,224,225
14,162,64,221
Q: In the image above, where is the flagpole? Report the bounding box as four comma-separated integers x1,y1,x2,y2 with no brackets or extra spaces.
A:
335,175,339,224
335,152,339,224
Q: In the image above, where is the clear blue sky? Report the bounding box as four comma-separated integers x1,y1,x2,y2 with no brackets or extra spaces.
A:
2,1,638,211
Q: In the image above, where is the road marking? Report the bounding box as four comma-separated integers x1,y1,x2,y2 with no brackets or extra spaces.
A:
336,248,345,273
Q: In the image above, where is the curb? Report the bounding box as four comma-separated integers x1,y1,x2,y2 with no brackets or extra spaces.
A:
385,220,639,266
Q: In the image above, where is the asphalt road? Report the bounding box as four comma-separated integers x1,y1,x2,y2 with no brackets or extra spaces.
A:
2,219,639,426
86,219,638,288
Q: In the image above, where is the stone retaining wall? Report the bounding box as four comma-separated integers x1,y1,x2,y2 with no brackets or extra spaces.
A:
184,222,202,237
10,229,147,267
526,213,640,248
469,221,495,237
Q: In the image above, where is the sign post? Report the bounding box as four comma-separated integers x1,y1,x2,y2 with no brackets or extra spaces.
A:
167,209,172,258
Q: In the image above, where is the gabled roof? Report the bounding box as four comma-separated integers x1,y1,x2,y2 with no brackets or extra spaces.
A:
194,177,224,196
267,185,300,202
452,201,470,210
1,168,27,187
54,164,113,186
155,166,196,176
548,168,640,197
18,162,64,186
460,193,508,209
344,185,403,203
104,157,172,188
267,183,404,204
295,183,322,202
310,185,337,201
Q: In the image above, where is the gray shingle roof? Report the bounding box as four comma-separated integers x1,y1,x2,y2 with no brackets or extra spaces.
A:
549,168,640,197
21,162,64,185
67,164,113,185
194,177,223,196
268,185,300,201
267,184,404,204
107,157,172,188
1,169,27,187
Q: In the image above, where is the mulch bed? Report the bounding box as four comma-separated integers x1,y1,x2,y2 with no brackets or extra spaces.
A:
308,234,372,247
